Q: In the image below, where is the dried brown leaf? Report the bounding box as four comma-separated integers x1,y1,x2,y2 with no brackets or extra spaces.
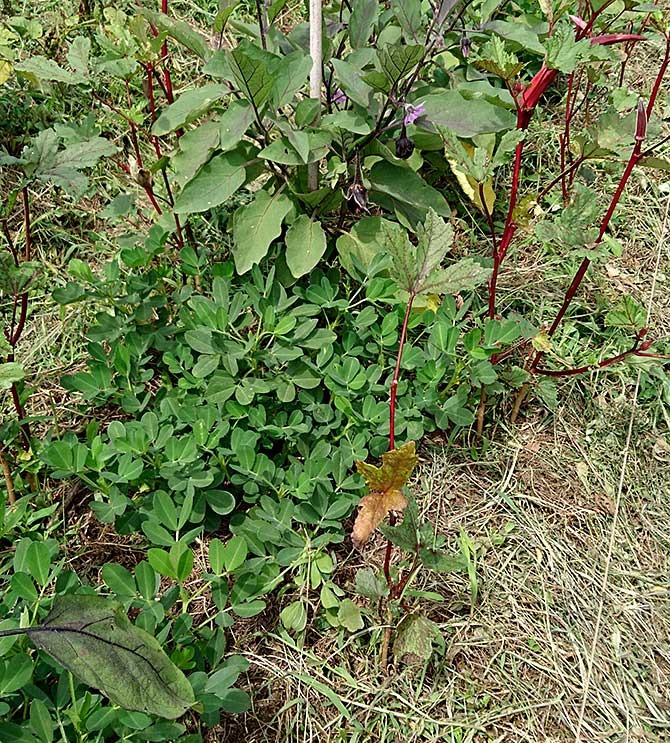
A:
352,442,418,548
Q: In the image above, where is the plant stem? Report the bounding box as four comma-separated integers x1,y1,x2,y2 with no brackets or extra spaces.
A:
307,0,322,191
254,0,267,49
382,290,417,589
144,62,184,246
0,447,16,505
530,105,649,373
389,292,416,450
160,0,174,105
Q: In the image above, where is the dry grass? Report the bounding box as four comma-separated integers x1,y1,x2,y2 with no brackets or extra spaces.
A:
221,398,669,743
212,182,670,743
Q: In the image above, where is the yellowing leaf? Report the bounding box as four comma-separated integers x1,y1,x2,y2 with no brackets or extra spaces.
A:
0,61,12,86
446,142,495,213
352,442,418,548
532,331,552,352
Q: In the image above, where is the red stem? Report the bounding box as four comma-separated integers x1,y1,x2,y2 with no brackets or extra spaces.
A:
160,0,175,105
647,35,670,116
528,36,669,373
389,292,416,450
488,137,524,319
144,62,183,244
383,289,416,588
534,336,652,377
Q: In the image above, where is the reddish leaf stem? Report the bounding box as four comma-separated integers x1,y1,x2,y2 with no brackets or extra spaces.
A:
389,291,416,451
383,289,417,588
534,333,658,377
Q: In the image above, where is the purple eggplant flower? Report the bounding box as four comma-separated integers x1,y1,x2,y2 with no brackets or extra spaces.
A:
332,88,347,105
403,103,425,126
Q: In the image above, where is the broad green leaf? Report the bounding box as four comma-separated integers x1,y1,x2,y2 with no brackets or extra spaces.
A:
422,92,516,137
0,362,25,390
173,152,246,214
66,37,90,77
385,209,488,295
232,190,292,273
473,34,524,79
152,84,228,136
418,547,467,571
285,215,327,277
484,20,546,55
25,595,195,719
219,100,256,151
336,216,400,277
378,44,423,86
414,209,454,282
350,0,379,49
545,23,592,73
54,138,117,171
213,0,240,32
15,56,83,83
321,111,372,134
271,50,312,108
171,121,220,187
138,8,210,60
331,59,373,108
259,132,330,165
229,47,273,108
354,568,389,599
258,137,302,165
418,257,490,295
368,160,449,217
392,0,422,42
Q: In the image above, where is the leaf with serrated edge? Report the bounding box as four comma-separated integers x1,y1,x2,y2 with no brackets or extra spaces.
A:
353,442,418,548
383,221,415,293
414,209,454,290
418,258,491,295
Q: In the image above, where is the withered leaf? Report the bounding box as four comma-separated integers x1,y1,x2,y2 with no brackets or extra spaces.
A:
352,442,418,548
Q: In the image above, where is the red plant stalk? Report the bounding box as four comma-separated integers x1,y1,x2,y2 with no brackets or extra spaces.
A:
488,22,649,320
160,0,174,104
383,289,417,587
144,62,184,246
529,97,655,373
